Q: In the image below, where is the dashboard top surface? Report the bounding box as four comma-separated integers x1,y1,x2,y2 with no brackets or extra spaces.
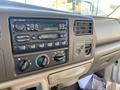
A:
0,1,93,20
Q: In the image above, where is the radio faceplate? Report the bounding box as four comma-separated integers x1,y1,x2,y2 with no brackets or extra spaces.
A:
9,17,69,75
9,17,69,54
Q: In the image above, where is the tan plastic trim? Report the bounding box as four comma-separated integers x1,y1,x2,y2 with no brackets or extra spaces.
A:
0,59,93,90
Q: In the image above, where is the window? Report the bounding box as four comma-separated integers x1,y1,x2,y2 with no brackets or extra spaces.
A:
8,0,120,18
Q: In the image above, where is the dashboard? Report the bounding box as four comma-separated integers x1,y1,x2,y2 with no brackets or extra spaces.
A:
1,1,120,90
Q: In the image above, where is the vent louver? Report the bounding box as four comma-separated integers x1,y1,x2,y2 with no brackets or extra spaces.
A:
74,20,93,35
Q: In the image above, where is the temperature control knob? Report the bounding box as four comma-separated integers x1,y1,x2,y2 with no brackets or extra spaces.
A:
17,59,30,72
35,55,50,68
54,53,65,62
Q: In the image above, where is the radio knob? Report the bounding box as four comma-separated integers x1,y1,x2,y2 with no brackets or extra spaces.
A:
35,55,49,68
14,22,25,31
54,53,65,62
17,59,30,72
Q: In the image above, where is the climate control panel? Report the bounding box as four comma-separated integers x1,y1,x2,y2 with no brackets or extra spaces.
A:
15,50,67,74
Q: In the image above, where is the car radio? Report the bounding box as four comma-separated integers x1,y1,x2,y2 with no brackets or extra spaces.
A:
9,17,69,74
9,17,68,54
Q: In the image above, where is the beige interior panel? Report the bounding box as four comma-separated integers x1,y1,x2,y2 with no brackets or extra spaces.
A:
0,59,93,89
49,62,92,86
94,17,120,45
90,50,120,73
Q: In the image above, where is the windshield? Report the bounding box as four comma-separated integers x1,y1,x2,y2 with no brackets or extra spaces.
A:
8,0,120,18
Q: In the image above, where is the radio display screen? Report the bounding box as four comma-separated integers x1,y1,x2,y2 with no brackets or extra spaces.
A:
39,23,59,31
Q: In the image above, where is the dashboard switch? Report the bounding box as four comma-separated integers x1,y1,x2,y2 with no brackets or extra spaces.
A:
54,53,65,62
17,59,30,72
85,44,92,55
35,55,50,67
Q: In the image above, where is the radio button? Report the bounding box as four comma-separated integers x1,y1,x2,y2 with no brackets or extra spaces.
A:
47,42,53,47
14,22,25,31
26,24,31,31
32,36,36,40
14,45,26,52
30,24,34,30
15,35,30,42
34,24,39,31
61,41,68,45
38,43,45,48
27,44,36,50
16,39,30,42
60,34,64,38
54,42,60,46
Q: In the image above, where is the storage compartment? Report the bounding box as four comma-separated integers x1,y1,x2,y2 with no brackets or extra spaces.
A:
48,63,92,86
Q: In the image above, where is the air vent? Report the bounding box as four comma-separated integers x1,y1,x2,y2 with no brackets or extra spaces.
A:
74,20,93,35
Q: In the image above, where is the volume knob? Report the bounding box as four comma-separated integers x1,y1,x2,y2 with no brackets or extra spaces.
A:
35,55,50,68
17,59,30,72
54,53,65,62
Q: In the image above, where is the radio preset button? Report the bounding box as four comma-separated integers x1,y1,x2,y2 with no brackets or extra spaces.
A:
47,42,53,47
14,45,26,51
54,42,60,46
61,41,68,45
38,43,45,48
27,44,36,50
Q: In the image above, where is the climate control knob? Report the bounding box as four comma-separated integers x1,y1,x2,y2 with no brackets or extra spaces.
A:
54,53,65,62
35,55,50,68
17,59,30,72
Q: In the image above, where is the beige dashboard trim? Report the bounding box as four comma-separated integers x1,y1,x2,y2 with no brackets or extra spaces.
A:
0,59,93,90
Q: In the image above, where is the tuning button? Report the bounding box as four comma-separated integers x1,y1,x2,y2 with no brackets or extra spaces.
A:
35,55,50,68
17,59,30,72
54,53,65,62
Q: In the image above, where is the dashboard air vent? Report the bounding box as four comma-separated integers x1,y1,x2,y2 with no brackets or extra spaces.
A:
74,20,93,35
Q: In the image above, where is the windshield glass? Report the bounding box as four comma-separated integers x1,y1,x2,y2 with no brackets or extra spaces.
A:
8,0,120,18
